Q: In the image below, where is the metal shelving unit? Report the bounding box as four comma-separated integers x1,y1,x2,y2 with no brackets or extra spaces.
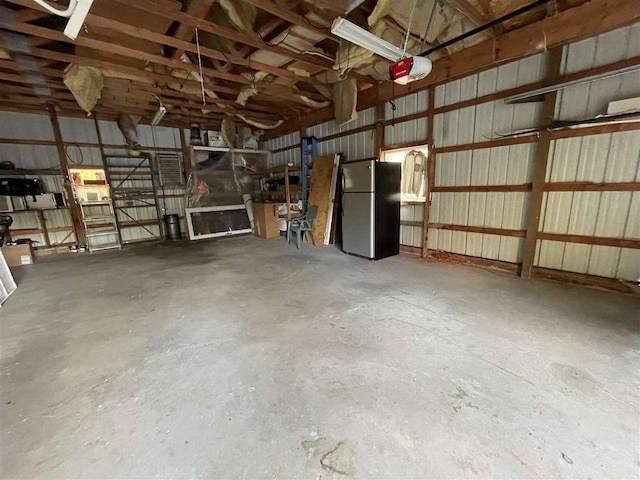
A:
104,154,162,243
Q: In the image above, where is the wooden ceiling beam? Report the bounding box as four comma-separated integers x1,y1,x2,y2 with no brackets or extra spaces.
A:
83,12,325,85
0,99,217,129
107,0,337,74
171,0,217,60
100,87,280,119
445,0,497,36
0,22,328,104
0,20,254,85
5,0,325,87
0,71,282,120
241,0,337,43
0,71,67,90
16,7,50,22
0,47,248,118
0,57,243,97
0,82,74,99
1,91,223,127
102,78,277,114
1,52,327,117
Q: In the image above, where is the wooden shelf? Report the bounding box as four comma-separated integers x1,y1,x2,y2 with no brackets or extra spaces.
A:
119,219,161,227
0,168,62,176
246,165,302,176
8,207,70,212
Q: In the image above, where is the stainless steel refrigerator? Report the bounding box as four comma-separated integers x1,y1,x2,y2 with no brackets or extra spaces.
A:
341,160,401,260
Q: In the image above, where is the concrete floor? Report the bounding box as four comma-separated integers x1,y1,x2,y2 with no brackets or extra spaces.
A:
1,237,638,479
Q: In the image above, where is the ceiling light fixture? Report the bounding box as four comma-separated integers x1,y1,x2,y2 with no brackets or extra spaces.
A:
151,96,167,126
331,17,404,62
32,0,94,40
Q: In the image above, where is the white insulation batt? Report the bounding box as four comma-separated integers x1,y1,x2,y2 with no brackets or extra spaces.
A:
334,77,358,125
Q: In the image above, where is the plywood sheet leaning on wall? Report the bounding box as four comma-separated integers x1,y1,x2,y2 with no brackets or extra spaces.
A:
308,154,340,245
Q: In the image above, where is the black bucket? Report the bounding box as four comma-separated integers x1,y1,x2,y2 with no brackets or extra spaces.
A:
164,214,181,240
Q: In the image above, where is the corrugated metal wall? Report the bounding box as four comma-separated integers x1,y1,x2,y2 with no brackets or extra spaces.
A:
262,131,300,167
264,24,640,282
307,107,377,162
384,91,429,147
0,111,187,247
533,24,640,281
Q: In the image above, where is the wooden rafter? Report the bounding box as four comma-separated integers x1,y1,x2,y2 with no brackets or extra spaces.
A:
170,0,217,60
241,0,337,43
446,0,498,36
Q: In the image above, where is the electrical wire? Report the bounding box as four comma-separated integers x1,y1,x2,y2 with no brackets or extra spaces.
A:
64,143,84,165
194,26,206,105
419,0,552,57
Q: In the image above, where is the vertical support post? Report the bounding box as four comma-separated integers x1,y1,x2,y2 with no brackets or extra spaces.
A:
94,116,122,241
179,126,191,180
422,87,436,258
300,133,316,217
521,47,563,278
37,210,50,247
375,97,385,158
48,104,86,244
285,165,291,223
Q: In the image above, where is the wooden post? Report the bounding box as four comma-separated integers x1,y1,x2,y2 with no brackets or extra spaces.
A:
93,116,111,182
422,87,436,258
48,104,86,244
37,210,50,247
521,47,563,278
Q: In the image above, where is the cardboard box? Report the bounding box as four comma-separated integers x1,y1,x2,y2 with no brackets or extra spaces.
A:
252,202,280,239
1,243,34,267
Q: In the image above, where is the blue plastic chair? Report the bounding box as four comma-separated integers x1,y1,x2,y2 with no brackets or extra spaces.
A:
288,205,318,248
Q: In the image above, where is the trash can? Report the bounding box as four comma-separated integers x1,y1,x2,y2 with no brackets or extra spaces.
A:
164,214,181,240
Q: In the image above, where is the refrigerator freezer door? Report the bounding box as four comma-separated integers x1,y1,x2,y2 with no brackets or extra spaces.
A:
342,192,374,258
342,160,375,193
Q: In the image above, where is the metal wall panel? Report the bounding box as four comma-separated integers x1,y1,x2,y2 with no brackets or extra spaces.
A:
263,131,300,167
556,23,640,121
537,129,640,281
434,53,547,108
308,107,375,138
434,100,541,148
384,91,428,119
258,26,639,279
58,116,99,143
0,111,54,140
97,119,126,145
0,111,186,246
384,118,428,147
316,129,376,161
0,144,60,170
400,204,424,248
437,144,536,186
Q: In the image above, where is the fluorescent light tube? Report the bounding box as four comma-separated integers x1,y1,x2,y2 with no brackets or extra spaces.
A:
151,105,167,126
63,0,93,40
33,0,94,40
331,17,404,62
